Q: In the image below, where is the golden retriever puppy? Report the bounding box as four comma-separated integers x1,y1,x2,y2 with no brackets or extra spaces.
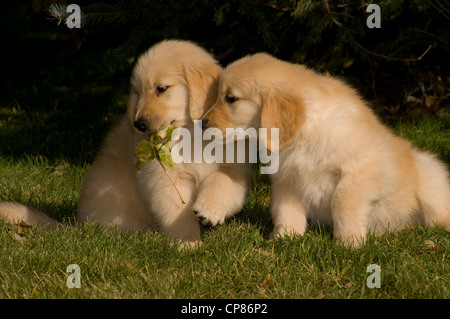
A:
203,53,450,247
0,40,252,246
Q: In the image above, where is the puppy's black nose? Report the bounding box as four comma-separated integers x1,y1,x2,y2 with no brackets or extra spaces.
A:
134,117,149,133
201,119,208,131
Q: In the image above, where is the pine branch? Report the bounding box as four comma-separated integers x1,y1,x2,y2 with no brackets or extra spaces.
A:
322,0,342,27
261,1,294,12
353,41,432,62
47,4,74,26
47,3,150,27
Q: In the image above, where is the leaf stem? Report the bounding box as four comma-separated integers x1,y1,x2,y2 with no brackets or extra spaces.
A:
156,157,186,205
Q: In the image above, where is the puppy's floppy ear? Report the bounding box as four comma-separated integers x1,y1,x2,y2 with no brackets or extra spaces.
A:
260,87,305,151
183,62,222,121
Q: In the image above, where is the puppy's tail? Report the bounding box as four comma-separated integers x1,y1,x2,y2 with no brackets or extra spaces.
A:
414,150,450,230
0,202,61,229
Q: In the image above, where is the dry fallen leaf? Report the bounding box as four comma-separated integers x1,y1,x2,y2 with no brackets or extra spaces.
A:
14,221,32,234
257,195,271,207
421,240,438,252
259,274,272,287
253,248,274,258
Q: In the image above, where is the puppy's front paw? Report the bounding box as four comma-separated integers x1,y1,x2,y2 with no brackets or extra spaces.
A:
193,209,225,227
335,235,365,249
173,239,203,251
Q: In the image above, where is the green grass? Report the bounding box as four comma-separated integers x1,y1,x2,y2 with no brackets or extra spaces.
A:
0,115,449,299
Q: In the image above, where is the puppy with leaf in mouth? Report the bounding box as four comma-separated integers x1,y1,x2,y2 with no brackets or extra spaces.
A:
0,40,252,247
203,53,450,247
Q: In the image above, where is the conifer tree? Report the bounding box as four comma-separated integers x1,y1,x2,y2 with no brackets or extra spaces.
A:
48,0,450,115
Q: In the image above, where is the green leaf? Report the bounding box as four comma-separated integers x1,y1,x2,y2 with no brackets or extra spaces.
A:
149,125,176,146
158,125,176,141
135,140,156,171
135,125,176,171
135,140,155,159
134,124,185,204
157,144,174,168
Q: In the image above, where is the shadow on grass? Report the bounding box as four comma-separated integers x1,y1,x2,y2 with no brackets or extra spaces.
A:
0,3,134,166
0,91,126,165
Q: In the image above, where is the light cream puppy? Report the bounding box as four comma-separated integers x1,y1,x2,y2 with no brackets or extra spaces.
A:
203,53,450,247
0,40,252,246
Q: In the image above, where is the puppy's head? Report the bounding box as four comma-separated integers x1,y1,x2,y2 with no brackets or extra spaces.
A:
127,40,221,134
203,53,305,151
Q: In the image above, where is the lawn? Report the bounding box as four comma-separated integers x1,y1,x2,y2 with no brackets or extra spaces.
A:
0,112,449,299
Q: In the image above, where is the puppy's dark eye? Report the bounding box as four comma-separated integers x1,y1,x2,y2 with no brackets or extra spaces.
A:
156,86,169,96
225,95,238,104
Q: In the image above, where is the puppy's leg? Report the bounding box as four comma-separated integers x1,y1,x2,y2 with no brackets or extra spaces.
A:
331,172,375,247
77,119,155,232
148,175,201,246
192,164,251,226
414,150,450,230
78,166,152,232
270,181,307,237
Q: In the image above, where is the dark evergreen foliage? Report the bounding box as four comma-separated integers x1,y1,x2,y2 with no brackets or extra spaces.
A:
43,0,450,115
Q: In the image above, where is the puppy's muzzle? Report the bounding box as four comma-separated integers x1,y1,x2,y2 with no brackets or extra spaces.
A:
134,117,149,133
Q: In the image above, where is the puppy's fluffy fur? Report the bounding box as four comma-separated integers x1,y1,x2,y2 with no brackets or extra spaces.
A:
204,53,450,246
0,40,252,246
